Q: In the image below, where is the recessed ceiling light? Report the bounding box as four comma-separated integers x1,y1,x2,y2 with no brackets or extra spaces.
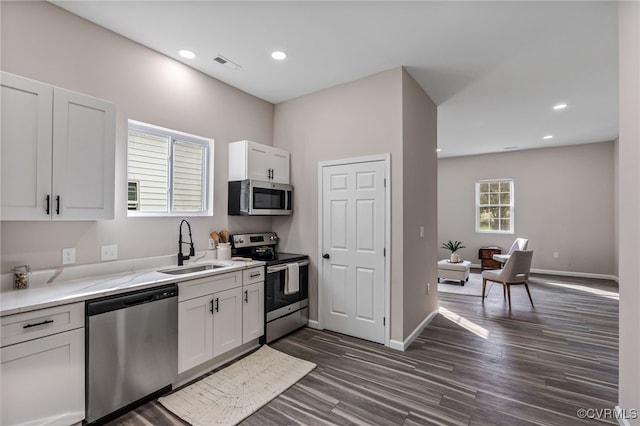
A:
271,51,287,60
553,103,567,110
178,49,196,59
543,135,553,140
436,148,442,152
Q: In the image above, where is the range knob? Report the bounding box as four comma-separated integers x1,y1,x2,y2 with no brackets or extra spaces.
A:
235,238,244,244
269,235,278,241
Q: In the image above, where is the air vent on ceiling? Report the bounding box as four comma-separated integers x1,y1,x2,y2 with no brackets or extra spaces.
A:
213,54,241,71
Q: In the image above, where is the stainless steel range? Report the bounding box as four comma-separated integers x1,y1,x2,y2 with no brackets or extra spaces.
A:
231,232,308,343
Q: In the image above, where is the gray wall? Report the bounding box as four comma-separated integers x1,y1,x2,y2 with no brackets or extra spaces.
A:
438,141,615,276
401,69,439,337
617,0,640,419
272,67,439,342
0,1,274,271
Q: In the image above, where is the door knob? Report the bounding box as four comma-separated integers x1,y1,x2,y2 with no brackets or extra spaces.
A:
322,253,330,259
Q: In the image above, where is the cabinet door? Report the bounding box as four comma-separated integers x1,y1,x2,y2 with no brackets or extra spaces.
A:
212,287,243,357
246,142,270,181
270,149,290,184
1,328,84,426
52,88,115,220
242,282,264,343
0,72,53,220
178,295,214,373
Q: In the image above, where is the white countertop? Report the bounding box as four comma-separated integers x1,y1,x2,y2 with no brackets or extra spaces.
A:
0,256,264,317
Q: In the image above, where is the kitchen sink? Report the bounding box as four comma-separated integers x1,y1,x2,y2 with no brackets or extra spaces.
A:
159,263,226,275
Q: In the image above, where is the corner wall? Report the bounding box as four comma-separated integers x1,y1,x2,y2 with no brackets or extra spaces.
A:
0,1,274,271
438,142,615,276
401,69,438,338
272,68,405,341
617,1,640,421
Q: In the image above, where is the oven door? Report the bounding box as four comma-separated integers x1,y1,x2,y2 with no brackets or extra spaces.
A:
265,260,309,320
250,180,293,215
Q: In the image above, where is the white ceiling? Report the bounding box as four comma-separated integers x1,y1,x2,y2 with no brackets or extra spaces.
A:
52,1,619,158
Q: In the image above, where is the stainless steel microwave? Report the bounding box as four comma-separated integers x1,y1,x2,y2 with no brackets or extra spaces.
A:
228,180,293,216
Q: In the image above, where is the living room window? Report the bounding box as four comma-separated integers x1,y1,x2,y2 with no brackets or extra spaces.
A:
476,179,514,233
127,120,213,217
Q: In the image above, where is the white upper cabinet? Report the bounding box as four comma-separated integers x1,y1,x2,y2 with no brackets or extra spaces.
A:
1,72,115,221
228,140,290,184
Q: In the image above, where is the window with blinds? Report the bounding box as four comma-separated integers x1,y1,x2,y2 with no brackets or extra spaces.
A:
127,120,213,216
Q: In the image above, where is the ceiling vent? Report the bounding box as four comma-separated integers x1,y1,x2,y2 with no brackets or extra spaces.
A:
213,55,241,71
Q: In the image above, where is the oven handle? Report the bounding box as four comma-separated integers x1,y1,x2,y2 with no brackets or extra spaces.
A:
267,259,309,274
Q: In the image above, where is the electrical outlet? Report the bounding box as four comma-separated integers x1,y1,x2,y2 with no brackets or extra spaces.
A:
426,282,431,295
62,247,76,265
553,252,559,259
419,226,425,238
101,245,118,261
208,238,216,250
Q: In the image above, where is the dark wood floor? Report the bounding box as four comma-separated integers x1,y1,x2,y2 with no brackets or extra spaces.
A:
107,273,619,426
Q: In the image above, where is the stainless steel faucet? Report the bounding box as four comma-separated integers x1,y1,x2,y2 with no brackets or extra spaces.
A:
178,219,195,266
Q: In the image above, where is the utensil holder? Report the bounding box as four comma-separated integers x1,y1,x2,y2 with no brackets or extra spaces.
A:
217,243,231,260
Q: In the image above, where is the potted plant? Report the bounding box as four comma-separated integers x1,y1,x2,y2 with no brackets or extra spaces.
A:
441,240,466,263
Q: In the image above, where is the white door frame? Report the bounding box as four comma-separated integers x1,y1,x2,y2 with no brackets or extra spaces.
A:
317,153,391,347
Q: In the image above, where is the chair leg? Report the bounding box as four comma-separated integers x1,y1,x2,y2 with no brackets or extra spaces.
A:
524,282,534,307
482,278,487,301
506,284,512,309
503,284,506,299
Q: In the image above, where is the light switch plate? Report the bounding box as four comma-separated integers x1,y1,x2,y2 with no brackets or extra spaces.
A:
101,245,118,261
62,247,76,265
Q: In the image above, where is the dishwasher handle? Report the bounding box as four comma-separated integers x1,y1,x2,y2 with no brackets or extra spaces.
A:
87,284,178,316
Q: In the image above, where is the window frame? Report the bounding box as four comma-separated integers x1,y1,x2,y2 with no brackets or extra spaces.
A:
475,178,514,234
127,120,214,217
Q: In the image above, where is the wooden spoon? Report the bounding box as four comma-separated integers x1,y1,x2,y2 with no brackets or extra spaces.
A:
210,231,220,244
220,230,229,244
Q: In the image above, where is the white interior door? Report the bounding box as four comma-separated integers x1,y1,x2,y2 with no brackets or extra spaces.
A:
321,159,386,344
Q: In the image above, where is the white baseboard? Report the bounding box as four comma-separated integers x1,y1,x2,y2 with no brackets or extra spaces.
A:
530,268,618,282
307,319,320,329
469,263,618,282
389,309,438,352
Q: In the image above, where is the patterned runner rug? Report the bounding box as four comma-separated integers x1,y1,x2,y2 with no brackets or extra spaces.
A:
159,345,316,426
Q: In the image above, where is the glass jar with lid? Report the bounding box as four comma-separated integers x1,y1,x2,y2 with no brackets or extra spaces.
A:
12,265,31,289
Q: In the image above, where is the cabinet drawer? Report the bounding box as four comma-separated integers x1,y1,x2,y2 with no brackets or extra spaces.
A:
243,267,264,284
1,302,84,347
179,271,242,302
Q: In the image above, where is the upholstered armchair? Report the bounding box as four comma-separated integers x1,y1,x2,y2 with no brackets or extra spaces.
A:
482,250,534,309
493,238,528,265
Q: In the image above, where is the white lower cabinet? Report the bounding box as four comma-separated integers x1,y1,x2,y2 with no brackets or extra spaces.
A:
242,282,264,343
177,294,214,373
212,287,243,357
1,325,84,426
178,270,264,374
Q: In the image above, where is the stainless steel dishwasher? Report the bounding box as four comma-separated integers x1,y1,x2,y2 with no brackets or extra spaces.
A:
86,284,178,424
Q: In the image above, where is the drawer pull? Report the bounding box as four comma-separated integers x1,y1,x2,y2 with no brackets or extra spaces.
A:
249,272,261,278
23,319,54,329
